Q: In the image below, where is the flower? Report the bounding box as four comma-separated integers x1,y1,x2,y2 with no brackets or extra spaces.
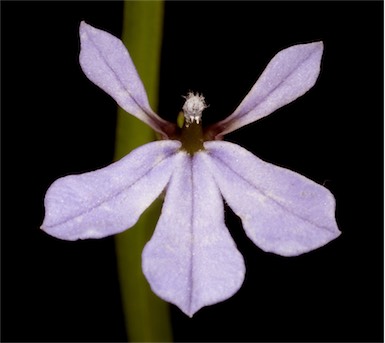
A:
41,21,340,317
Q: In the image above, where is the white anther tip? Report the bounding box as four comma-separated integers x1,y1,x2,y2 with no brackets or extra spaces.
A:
182,92,207,125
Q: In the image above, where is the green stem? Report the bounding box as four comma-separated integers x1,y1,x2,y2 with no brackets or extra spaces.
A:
114,1,173,342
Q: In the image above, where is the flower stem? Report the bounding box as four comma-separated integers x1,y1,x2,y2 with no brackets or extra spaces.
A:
113,1,173,342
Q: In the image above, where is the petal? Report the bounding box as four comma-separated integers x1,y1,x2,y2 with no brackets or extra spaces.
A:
142,151,245,317
208,42,323,138
79,22,175,137
203,141,340,257
41,141,181,240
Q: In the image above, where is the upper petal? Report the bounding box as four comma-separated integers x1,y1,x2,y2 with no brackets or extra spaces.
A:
142,151,245,317
41,141,181,240
208,42,323,138
79,22,175,137
203,141,340,257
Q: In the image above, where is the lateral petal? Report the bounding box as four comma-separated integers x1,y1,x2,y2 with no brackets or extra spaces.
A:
79,22,175,137
208,42,323,138
142,151,245,317
203,141,340,257
41,141,181,240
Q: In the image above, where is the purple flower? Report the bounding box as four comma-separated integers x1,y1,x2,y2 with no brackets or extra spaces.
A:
41,22,340,317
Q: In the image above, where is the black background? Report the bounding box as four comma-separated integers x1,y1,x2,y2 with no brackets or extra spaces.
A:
2,1,383,342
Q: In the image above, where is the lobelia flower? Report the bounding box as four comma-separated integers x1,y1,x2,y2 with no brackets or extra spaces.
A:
41,22,341,317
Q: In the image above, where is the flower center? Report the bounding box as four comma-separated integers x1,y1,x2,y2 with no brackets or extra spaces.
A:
180,92,207,155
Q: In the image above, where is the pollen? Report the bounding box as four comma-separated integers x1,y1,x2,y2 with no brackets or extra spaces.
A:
182,92,207,126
